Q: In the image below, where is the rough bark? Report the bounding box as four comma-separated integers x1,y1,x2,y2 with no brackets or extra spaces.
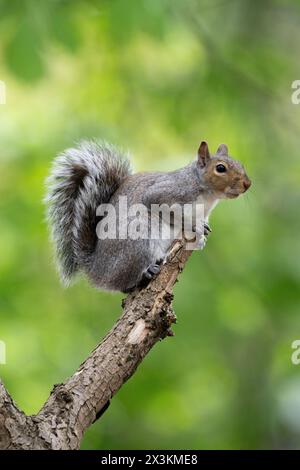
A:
0,240,192,450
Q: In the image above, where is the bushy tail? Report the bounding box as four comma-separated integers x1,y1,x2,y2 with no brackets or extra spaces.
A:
45,140,132,284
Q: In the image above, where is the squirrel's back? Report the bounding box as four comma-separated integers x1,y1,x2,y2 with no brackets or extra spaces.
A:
45,140,132,284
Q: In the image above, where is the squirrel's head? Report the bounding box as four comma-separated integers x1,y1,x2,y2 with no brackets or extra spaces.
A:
197,141,251,199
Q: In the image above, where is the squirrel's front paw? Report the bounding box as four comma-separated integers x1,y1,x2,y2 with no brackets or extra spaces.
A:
197,234,207,250
203,223,212,237
187,222,211,250
199,223,212,250
190,222,211,238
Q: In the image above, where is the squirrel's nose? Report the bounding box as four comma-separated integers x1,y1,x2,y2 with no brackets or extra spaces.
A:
243,179,251,191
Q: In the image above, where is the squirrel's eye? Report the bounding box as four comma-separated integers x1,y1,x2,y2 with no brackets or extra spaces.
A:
216,164,227,173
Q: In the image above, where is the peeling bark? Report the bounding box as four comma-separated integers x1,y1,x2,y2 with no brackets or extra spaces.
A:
0,240,192,450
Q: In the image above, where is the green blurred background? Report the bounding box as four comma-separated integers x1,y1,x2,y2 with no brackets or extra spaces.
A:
0,0,300,450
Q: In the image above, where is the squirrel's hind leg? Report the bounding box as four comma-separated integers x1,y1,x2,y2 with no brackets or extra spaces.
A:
143,263,161,279
138,263,161,289
122,263,161,293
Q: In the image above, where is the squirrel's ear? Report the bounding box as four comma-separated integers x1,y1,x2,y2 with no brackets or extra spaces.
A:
198,141,210,168
216,143,228,156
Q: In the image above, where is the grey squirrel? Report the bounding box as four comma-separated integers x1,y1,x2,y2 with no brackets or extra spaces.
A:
45,140,251,293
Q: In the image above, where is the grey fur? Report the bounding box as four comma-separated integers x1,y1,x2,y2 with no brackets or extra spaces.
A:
45,140,250,293
89,163,206,292
45,140,132,284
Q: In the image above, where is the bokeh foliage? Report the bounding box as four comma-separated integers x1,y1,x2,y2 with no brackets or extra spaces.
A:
0,0,300,449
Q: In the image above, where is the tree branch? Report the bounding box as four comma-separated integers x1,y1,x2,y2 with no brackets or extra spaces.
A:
0,240,192,450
